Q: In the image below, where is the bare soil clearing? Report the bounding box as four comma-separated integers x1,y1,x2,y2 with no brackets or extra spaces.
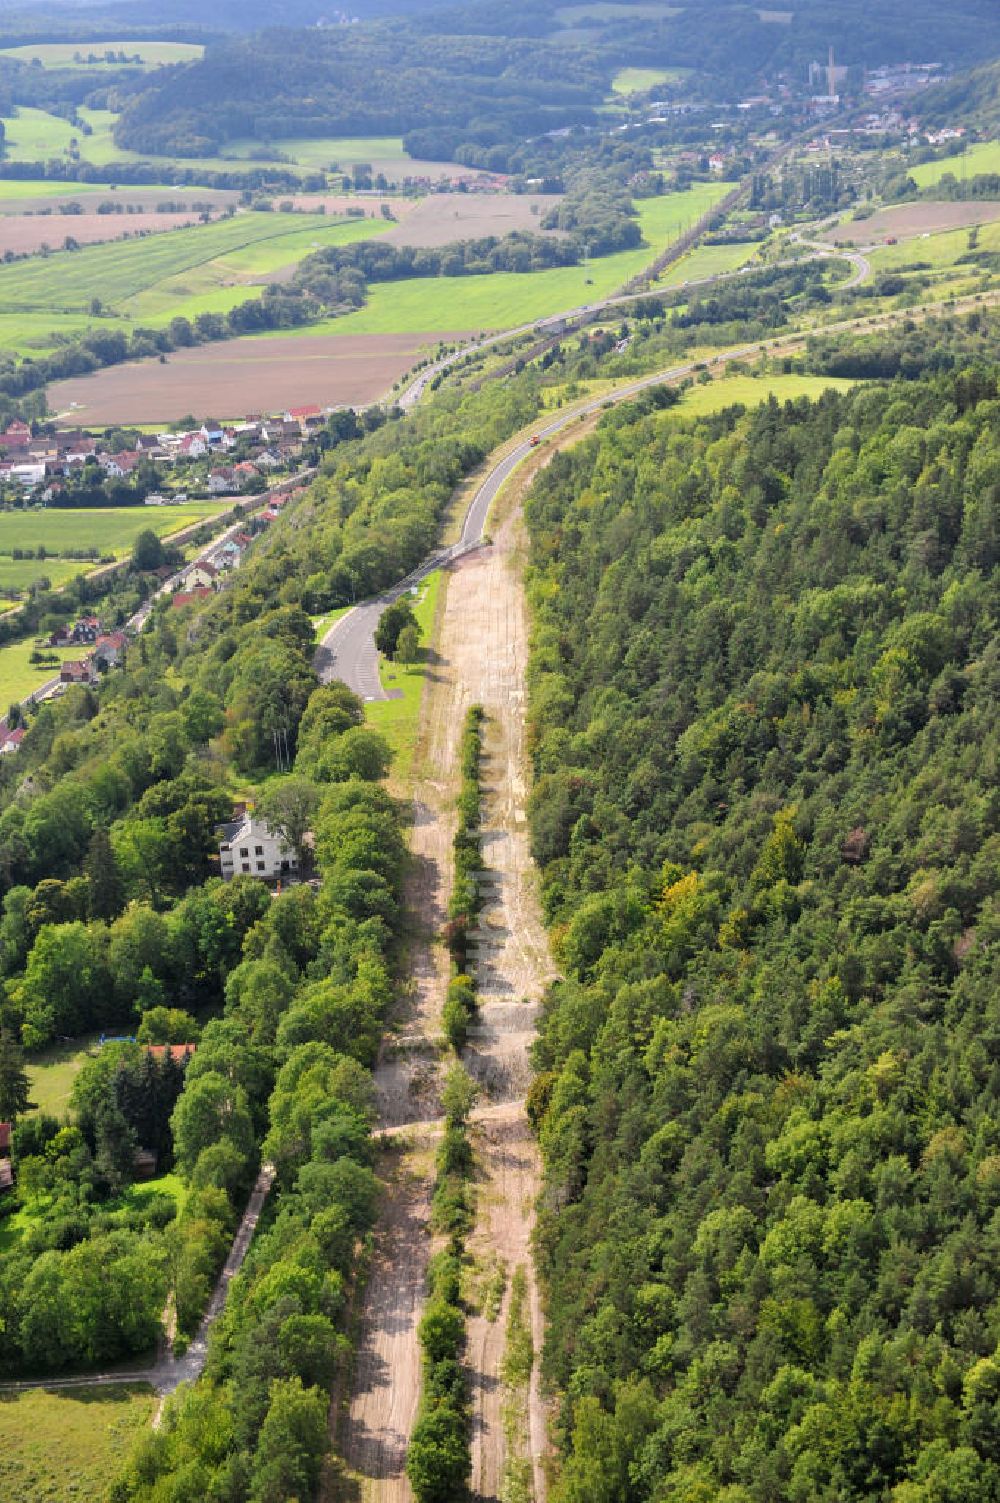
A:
340,451,559,1500
0,210,207,255
382,194,562,249
823,200,1000,245
49,332,446,423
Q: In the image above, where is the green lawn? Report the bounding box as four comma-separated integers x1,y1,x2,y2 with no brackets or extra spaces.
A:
908,142,1000,189
365,569,443,780
318,186,730,336
0,1384,156,1502
25,1033,101,1119
0,638,66,703
0,40,204,69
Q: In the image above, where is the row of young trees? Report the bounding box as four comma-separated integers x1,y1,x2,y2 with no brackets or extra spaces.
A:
520,323,1000,1501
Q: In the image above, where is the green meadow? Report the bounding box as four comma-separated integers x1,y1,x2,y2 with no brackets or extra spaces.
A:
0,40,204,69
0,502,226,556
0,557,86,590
0,1385,157,1502
0,637,64,702
611,65,687,94
658,240,756,286
865,216,1000,273
670,372,862,418
908,141,1000,189
315,185,729,336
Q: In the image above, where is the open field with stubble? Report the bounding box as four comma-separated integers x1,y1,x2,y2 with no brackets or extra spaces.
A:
0,208,211,256
823,199,1000,245
49,331,447,423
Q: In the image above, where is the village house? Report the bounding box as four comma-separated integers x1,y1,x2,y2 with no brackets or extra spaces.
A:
93,631,127,669
0,728,25,756
100,451,142,480
217,812,299,881
208,466,237,495
285,404,324,435
181,560,218,591
60,658,98,686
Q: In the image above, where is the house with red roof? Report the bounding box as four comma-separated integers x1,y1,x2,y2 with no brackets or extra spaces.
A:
0,728,26,756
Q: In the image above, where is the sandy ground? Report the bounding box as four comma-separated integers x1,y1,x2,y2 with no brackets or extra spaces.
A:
822,199,1000,245
382,194,561,250
338,452,559,1501
49,331,452,424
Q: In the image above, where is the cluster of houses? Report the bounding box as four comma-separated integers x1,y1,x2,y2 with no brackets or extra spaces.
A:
0,405,328,498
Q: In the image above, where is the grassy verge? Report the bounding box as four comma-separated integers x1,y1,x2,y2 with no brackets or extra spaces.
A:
0,1384,157,1502
365,568,443,779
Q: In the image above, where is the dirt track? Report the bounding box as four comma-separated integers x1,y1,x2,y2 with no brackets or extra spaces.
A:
338,451,558,1500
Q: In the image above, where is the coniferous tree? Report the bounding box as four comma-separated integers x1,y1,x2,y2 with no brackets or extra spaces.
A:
0,1028,33,1124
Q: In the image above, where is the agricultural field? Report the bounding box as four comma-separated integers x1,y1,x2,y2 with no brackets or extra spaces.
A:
0,209,391,347
824,199,1000,245
381,192,561,249
0,501,227,556
0,179,108,204
320,185,730,336
658,240,757,286
908,141,1000,189
0,1384,157,1502
49,331,444,424
0,556,85,590
864,215,1000,273
0,40,204,69
0,207,212,257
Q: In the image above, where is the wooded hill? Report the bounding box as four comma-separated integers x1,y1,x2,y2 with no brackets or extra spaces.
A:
523,335,1000,1502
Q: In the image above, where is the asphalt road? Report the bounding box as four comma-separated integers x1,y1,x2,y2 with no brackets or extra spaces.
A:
315,342,759,700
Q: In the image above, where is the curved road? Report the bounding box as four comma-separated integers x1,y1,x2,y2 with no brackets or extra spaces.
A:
318,273,1000,701
315,342,759,698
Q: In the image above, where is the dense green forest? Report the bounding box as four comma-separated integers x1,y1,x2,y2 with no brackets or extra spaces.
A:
523,327,1000,1502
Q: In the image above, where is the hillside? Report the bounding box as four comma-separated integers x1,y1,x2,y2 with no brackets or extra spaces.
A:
524,345,1000,1501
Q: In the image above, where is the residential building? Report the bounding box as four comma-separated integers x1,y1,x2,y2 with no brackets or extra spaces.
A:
217,813,299,881
60,659,98,685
